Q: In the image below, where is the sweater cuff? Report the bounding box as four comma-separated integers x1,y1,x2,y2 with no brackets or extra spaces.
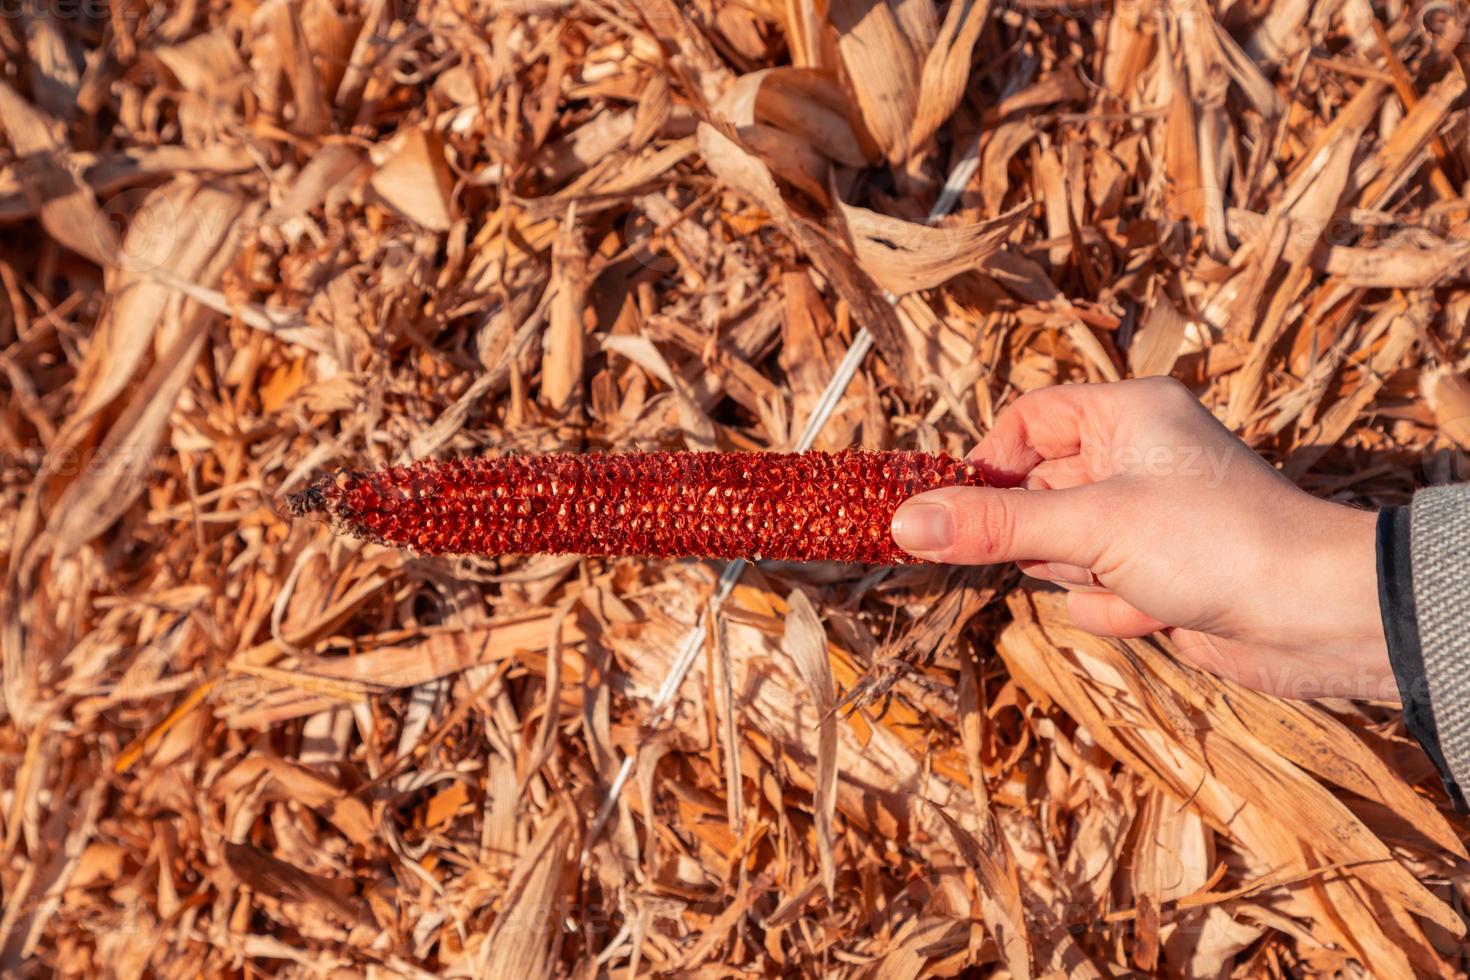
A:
1376,505,1467,810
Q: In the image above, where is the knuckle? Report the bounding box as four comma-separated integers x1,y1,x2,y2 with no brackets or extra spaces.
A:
992,396,1034,437
1011,386,1050,408
967,495,1016,560
1009,384,1066,419
1144,375,1196,406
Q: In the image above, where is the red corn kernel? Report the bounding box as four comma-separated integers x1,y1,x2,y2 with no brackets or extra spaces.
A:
287,449,986,564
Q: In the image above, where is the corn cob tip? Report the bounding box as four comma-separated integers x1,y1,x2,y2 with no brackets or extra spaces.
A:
284,484,326,519
283,472,362,539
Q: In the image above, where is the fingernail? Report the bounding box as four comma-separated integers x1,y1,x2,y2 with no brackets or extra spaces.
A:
891,502,954,555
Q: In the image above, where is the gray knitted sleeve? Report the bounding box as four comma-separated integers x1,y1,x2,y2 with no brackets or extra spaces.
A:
1410,484,1470,801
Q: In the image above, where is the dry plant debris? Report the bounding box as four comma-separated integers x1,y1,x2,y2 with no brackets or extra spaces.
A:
1,0,1469,976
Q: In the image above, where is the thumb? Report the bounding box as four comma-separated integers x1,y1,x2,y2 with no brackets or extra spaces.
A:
890,484,1110,566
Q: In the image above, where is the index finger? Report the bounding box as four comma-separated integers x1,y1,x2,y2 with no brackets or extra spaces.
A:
970,383,1116,486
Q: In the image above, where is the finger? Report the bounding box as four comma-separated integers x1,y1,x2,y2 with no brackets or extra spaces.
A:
890,483,1112,566
1066,592,1166,638
1022,456,1092,491
1020,572,1109,593
1019,560,1099,587
1167,629,1243,682
970,384,1113,485
971,378,1204,486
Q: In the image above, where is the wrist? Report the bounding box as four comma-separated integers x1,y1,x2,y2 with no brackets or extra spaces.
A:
1309,503,1396,699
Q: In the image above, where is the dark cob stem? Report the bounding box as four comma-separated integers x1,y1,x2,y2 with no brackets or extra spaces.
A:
287,449,986,564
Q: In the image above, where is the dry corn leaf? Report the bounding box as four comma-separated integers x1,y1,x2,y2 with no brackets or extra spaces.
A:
720,68,870,169
258,0,332,137
782,588,838,899
697,120,920,395
541,206,589,415
369,128,456,231
837,198,1026,295
0,81,114,265
908,0,990,156
1423,368,1470,450
1129,293,1189,378
153,28,248,95
829,0,921,166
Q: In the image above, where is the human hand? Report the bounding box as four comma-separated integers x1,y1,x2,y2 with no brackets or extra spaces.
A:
890,378,1393,701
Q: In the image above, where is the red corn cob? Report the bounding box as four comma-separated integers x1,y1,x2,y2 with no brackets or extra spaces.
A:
286,449,986,564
